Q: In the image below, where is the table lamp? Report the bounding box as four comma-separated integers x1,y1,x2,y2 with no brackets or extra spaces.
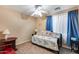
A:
35,29,38,34
35,29,38,32
2,29,10,40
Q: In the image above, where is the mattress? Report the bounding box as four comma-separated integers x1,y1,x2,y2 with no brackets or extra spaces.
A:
32,35,59,51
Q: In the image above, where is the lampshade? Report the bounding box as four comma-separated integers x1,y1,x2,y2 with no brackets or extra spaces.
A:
2,29,10,35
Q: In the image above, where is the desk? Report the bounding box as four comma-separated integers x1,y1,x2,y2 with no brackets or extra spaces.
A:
0,37,17,51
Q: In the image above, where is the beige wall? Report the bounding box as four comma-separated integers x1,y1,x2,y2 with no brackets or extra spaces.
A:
0,6,36,45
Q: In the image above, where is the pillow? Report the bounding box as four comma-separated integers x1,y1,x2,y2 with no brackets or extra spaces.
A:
51,32,60,38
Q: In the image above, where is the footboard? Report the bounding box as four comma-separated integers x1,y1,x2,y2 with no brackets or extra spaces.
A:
57,34,62,49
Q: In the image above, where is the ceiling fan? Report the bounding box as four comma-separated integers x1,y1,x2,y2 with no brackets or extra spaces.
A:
31,5,47,17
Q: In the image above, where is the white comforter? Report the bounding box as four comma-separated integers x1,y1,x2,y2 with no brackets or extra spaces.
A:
32,35,59,51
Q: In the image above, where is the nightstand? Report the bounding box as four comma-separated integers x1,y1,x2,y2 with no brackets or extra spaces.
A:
0,37,17,51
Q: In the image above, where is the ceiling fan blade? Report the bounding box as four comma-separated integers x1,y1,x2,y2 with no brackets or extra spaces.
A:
41,10,47,14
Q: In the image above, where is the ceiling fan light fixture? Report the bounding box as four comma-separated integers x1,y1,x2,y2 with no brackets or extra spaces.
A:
31,5,47,17
31,11,42,17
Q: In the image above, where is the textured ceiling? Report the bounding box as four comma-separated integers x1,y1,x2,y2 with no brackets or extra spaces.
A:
5,5,77,16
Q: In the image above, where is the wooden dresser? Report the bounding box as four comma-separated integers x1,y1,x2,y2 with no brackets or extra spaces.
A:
0,35,17,51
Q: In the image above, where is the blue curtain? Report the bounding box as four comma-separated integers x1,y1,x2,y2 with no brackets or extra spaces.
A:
46,16,53,32
67,10,79,46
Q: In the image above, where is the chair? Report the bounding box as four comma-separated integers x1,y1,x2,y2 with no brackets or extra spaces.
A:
71,37,79,53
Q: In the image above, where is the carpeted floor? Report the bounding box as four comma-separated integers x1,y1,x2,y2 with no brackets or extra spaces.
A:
16,42,76,54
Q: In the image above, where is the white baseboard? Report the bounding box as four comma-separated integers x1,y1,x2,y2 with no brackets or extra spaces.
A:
16,40,31,45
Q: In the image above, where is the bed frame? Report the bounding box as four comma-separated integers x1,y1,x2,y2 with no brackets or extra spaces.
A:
32,32,62,54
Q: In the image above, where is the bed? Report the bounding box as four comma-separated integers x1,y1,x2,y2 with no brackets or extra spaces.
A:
32,31,62,53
